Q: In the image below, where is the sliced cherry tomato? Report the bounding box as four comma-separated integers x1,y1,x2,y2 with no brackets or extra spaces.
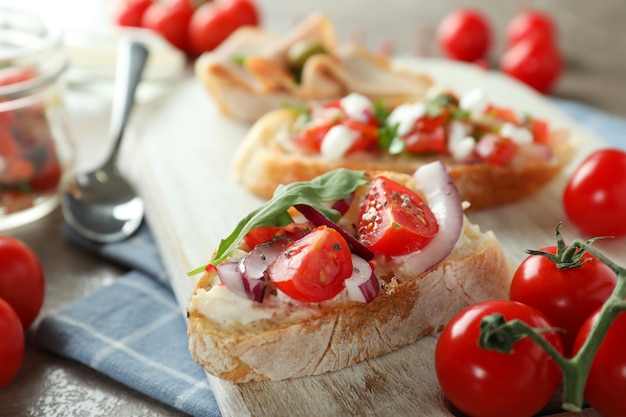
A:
435,300,563,417
187,0,260,57
141,0,194,52
112,0,153,27
506,9,556,46
0,298,24,389
242,222,312,250
563,149,626,238
269,226,353,302
499,35,562,93
357,176,439,256
474,133,519,165
0,236,45,329
510,246,616,355
437,8,492,62
573,308,626,417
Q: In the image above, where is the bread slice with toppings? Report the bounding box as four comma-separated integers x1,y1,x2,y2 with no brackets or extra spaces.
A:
187,166,511,383
194,13,432,123
232,89,576,210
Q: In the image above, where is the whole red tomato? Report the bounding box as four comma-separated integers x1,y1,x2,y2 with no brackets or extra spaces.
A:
506,9,557,46
437,8,491,62
187,0,260,57
141,0,195,52
563,148,626,238
112,0,153,27
0,298,25,389
0,236,45,329
435,300,563,417
510,246,616,356
499,35,562,93
572,308,626,417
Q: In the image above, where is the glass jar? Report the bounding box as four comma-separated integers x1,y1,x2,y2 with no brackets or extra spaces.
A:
0,7,74,230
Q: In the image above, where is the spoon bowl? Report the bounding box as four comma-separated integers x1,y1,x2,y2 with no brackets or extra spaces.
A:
62,40,149,243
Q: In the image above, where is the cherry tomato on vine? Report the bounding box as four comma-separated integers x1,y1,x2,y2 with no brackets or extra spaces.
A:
573,308,626,417
268,226,353,302
506,9,556,46
563,148,626,238
435,300,563,417
510,246,616,355
0,235,45,329
141,0,194,52
357,176,439,256
187,0,260,57
0,298,25,389
112,0,153,27
437,8,492,62
499,35,562,93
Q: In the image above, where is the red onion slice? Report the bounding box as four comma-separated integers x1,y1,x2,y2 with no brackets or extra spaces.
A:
345,254,379,303
217,261,265,302
331,193,355,216
239,239,287,280
400,161,464,274
293,204,374,261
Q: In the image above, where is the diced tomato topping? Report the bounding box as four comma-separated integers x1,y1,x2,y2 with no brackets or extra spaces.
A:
485,104,519,125
292,123,334,152
269,226,353,302
528,117,550,144
342,118,379,153
475,134,519,165
357,176,439,256
404,126,447,154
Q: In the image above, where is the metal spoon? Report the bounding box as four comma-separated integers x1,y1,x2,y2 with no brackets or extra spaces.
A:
62,40,149,243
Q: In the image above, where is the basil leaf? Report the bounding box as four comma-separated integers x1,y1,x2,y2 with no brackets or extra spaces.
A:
209,169,368,266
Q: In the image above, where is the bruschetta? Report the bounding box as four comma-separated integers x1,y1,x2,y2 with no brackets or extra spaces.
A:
232,88,576,210
194,13,433,123
187,162,511,382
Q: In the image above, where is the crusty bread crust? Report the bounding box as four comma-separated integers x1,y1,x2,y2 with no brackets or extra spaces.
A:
187,172,512,383
232,108,576,210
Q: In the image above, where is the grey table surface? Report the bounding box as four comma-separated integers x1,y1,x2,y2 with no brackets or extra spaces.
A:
1,0,625,416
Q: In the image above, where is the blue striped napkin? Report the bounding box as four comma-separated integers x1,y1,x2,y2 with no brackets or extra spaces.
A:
33,99,626,417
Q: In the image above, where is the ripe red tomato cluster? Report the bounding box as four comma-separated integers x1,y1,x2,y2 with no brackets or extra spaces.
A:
112,0,260,58
437,8,562,93
0,236,45,389
435,237,622,417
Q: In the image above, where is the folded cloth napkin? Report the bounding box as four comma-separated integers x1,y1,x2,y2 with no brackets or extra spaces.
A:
34,99,625,417
35,224,220,417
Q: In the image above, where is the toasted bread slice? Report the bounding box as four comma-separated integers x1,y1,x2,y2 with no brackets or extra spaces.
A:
187,170,511,383
232,107,576,210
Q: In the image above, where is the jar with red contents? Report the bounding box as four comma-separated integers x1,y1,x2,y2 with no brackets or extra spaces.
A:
0,7,74,230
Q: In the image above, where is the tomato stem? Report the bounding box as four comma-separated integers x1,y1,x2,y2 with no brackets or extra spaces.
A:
480,234,626,412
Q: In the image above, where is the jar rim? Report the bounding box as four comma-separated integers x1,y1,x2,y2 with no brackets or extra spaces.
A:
0,6,67,98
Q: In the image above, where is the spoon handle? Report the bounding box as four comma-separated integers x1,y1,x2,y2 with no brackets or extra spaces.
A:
104,40,150,169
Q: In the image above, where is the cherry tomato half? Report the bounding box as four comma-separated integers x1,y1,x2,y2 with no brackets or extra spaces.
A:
573,308,626,417
510,246,616,355
499,35,562,93
0,235,45,329
357,176,439,256
0,298,25,389
242,223,312,250
506,9,556,46
435,300,563,417
269,226,353,302
563,148,626,238
437,8,492,62
187,0,260,57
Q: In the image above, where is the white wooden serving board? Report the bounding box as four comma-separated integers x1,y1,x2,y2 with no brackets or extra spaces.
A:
122,59,622,417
